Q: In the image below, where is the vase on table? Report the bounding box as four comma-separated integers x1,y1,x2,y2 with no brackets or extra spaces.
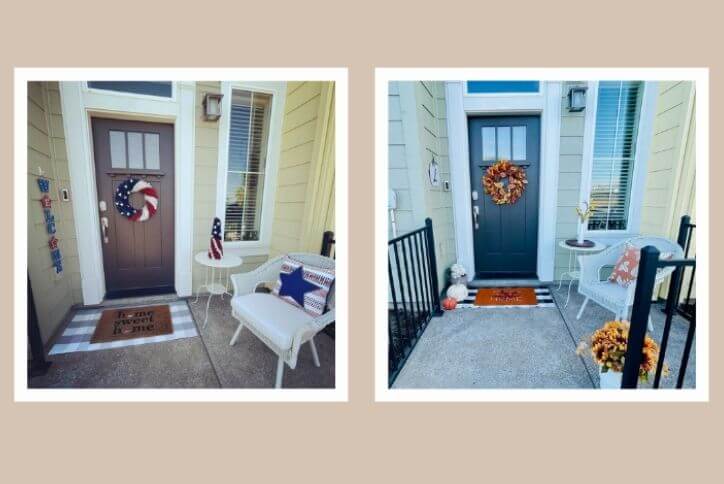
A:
576,221,585,244
598,366,622,389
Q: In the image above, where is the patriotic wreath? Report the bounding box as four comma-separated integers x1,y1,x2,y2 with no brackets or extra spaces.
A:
114,177,158,222
482,160,528,205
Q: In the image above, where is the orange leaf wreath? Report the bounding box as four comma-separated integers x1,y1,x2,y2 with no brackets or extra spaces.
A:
482,160,528,205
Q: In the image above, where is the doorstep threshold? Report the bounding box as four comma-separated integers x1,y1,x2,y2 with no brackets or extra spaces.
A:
76,292,184,310
467,278,546,288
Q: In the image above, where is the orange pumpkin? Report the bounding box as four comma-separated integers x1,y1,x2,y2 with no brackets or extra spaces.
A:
442,297,457,311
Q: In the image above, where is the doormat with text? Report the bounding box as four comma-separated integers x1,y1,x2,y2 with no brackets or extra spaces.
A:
457,287,555,309
49,301,197,355
90,305,173,343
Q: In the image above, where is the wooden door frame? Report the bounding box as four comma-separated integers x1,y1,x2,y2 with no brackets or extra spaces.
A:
445,81,562,282
59,81,196,305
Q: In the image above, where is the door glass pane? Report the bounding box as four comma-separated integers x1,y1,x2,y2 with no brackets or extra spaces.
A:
109,130,126,168
482,127,496,161
496,126,511,160
127,132,144,169
512,126,527,160
144,133,160,169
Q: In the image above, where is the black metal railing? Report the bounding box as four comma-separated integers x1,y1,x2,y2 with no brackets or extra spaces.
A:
320,230,336,338
673,216,695,321
321,230,335,259
388,218,442,386
622,217,697,389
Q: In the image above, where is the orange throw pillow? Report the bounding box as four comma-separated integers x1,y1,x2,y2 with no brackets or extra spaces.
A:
608,244,640,287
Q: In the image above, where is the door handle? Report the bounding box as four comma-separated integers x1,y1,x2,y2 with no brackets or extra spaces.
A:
473,205,479,230
101,216,109,244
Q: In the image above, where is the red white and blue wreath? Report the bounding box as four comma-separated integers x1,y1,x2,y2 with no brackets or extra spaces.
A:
114,178,159,222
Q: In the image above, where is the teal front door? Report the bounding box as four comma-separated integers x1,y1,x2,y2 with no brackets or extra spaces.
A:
467,115,540,278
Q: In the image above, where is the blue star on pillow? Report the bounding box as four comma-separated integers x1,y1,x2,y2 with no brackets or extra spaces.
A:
278,266,317,307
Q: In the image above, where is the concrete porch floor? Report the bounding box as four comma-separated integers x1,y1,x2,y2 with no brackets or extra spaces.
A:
29,296,335,389
392,284,695,389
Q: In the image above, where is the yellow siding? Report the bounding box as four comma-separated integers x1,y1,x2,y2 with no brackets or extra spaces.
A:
641,82,696,299
415,81,456,288
27,81,81,344
641,81,695,238
554,81,587,279
269,81,323,256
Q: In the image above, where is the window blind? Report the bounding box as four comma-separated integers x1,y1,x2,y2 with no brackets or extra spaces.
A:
587,81,643,231
224,89,272,242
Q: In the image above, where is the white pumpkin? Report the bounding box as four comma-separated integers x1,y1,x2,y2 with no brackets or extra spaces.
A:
446,283,468,302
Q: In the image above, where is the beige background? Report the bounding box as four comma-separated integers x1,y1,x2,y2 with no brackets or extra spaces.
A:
1,1,722,482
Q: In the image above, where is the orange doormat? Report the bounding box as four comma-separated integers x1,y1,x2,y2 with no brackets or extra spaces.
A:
473,287,538,306
90,305,173,343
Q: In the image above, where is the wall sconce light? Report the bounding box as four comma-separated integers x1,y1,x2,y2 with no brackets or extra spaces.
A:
567,86,587,112
203,92,223,121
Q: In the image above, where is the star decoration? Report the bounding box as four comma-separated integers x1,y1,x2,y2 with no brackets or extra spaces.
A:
278,266,317,307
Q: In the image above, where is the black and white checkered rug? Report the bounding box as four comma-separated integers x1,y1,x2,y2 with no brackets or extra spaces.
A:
456,287,555,309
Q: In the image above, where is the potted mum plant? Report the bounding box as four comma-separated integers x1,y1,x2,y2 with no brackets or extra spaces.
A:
577,320,666,389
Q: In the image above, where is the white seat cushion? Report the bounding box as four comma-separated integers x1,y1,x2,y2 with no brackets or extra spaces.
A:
584,280,629,307
231,293,313,350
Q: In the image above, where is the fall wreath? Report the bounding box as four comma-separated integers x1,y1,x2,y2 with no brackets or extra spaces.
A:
482,160,528,205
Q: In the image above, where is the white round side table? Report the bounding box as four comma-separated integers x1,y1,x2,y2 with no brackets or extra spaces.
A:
193,251,243,327
557,240,607,308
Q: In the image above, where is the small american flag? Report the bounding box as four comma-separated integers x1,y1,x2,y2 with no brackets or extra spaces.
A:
208,217,223,260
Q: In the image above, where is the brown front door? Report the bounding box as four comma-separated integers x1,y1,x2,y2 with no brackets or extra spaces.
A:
92,118,175,298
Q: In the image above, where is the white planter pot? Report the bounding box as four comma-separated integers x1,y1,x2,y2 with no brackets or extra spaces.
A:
598,366,622,389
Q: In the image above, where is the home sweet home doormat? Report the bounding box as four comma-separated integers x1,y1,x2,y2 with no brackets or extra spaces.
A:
90,305,173,343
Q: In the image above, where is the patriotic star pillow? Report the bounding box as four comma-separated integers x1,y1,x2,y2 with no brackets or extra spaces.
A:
208,217,223,260
273,257,335,316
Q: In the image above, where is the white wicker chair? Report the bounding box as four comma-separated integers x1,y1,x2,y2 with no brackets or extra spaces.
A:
576,236,683,331
229,253,335,388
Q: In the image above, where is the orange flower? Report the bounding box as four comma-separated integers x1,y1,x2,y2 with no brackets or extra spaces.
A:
585,320,663,381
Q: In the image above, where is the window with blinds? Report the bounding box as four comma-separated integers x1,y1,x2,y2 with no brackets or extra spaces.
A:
224,89,272,242
587,81,643,231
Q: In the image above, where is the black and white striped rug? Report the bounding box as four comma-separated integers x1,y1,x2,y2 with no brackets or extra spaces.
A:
456,287,555,309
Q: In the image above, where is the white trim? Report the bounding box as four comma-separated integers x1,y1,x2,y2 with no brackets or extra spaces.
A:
174,82,196,297
84,81,176,102
445,81,474,278
463,94,546,113
59,81,195,304
579,81,658,238
538,82,562,281
445,81,560,282
215,81,286,254
59,82,106,304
